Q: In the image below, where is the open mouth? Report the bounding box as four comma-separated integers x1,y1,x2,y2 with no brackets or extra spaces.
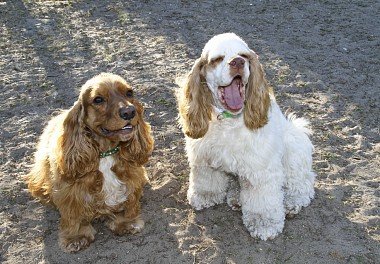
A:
218,76,245,113
101,124,134,136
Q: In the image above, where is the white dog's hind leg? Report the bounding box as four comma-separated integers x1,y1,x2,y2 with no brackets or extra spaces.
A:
283,116,316,216
240,175,285,241
187,165,229,210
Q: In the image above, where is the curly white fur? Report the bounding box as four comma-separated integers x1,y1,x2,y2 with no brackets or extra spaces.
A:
181,33,315,240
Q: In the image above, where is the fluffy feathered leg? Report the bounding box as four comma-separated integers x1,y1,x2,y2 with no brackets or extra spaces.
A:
240,175,285,240
187,165,229,210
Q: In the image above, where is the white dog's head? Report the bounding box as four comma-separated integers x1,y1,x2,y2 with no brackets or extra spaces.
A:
177,33,271,139
201,33,252,114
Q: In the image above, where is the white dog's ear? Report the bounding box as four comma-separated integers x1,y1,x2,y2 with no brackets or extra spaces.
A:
177,58,213,139
244,51,271,130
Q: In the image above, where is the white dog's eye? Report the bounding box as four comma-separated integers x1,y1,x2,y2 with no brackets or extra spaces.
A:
239,54,251,60
210,56,224,65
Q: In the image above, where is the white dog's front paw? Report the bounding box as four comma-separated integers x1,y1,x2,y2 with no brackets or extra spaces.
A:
242,213,285,241
187,190,226,210
285,191,314,216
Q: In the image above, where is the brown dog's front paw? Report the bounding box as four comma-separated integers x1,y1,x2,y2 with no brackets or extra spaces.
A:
60,236,93,253
129,218,144,234
109,218,144,236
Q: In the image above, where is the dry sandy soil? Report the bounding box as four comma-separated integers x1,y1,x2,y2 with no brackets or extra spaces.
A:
1,0,379,263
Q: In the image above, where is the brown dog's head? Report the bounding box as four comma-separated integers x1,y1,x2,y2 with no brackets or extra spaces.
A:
80,73,143,142
59,73,154,178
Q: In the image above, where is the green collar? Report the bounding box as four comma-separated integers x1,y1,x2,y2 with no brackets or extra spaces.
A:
214,106,242,120
99,144,120,158
219,111,237,119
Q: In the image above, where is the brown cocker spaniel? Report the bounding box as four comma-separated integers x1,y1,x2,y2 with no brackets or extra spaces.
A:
27,73,154,252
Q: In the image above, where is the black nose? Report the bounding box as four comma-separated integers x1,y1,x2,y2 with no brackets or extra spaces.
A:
229,57,245,69
119,106,136,120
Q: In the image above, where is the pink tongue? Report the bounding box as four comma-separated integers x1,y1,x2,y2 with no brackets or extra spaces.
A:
224,79,243,110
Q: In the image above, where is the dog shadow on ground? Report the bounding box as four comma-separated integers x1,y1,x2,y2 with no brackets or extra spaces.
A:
35,182,378,263
1,0,378,263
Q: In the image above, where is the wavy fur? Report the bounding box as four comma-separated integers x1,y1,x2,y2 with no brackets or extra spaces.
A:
58,99,99,180
27,73,154,252
244,53,271,130
177,33,315,241
177,58,214,139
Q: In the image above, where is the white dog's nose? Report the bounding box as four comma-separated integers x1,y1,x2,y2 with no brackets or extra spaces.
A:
229,57,245,69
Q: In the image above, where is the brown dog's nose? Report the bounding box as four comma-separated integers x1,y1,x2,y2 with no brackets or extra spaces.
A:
119,106,136,120
229,57,245,69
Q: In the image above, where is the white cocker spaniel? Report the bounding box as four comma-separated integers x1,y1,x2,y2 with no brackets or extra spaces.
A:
177,33,315,240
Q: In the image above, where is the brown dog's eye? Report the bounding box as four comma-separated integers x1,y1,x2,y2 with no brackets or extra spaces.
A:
93,96,104,104
126,90,134,98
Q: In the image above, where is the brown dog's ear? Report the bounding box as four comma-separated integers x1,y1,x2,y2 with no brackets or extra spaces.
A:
57,100,98,180
244,52,271,130
177,58,213,139
120,102,154,165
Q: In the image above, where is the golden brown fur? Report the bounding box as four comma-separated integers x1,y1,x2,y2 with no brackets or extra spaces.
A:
177,58,214,139
243,54,271,130
27,73,154,252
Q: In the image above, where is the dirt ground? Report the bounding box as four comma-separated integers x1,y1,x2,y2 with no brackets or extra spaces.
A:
0,0,379,263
